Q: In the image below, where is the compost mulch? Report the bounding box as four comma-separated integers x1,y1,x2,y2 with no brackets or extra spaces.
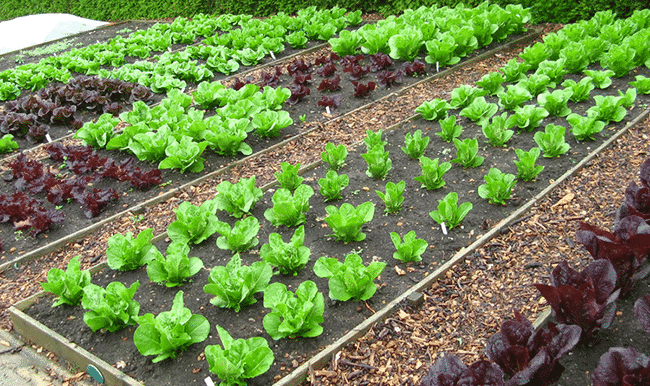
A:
2,20,649,386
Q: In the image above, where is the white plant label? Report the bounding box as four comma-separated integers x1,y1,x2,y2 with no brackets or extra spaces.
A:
204,377,215,386
441,222,448,235
270,51,276,60
326,106,331,115
436,62,440,73
45,133,52,143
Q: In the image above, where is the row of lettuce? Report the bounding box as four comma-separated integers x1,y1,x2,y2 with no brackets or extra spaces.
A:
420,156,650,386
0,1,531,101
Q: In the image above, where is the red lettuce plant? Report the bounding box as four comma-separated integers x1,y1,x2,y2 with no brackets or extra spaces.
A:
291,72,312,86
260,70,281,88
73,187,119,218
534,259,619,340
314,53,339,66
317,75,342,92
0,192,64,236
420,354,505,386
339,54,364,67
369,53,394,72
316,62,337,77
318,95,342,109
352,81,376,98
577,216,650,295
377,70,404,88
635,294,650,334
343,64,370,81
287,84,310,105
618,158,650,221
231,75,255,90
485,310,581,386
286,58,312,76
592,347,650,386
403,60,427,76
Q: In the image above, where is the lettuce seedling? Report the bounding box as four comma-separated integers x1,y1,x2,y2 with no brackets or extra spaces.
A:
450,85,486,110
321,143,347,170
252,110,293,138
586,95,627,124
429,192,472,230
260,86,291,110
450,25,478,58
146,242,203,287
534,124,570,158
263,280,324,339
363,144,392,180
390,231,428,263
202,118,252,156
261,226,311,275
618,88,637,108
415,98,451,121
497,84,533,110
535,58,567,85
364,129,387,152
205,326,274,386
402,129,429,159
159,136,208,173
567,113,606,141
481,113,515,147
192,81,225,109
478,168,517,205
535,259,619,340
414,157,451,190
499,58,531,83
375,181,405,213
510,105,548,132
537,89,573,117
127,126,174,162
41,256,90,307
630,75,650,94
203,254,272,311
325,201,375,243
459,97,498,124
74,113,119,148
476,72,505,95
601,45,637,77
516,74,551,97
559,41,590,74
107,228,163,271
561,77,594,103
81,281,140,332
424,34,460,68
518,42,550,71
485,310,581,385
421,355,505,386
318,170,349,201
584,69,615,89
314,253,386,301
134,291,210,363
274,162,303,191
0,134,18,153
451,138,484,168
591,347,650,386
264,184,314,227
286,31,308,48
167,200,219,244
436,115,463,142
388,28,423,61
329,30,363,56
514,148,544,182
214,216,260,253
214,176,263,219
577,216,650,296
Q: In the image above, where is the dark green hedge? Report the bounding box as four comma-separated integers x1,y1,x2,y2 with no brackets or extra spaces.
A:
0,0,648,25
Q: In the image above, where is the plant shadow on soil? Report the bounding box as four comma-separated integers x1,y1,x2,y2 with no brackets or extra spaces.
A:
22,66,650,385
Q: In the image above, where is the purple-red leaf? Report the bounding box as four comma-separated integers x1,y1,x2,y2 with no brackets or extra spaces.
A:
339,54,364,67
316,62,337,77
592,347,650,386
369,53,394,72
421,354,505,386
377,70,404,88
343,64,370,81
317,75,342,92
287,84,310,105
352,81,376,98
634,294,650,334
286,58,311,76
403,59,427,76
318,95,342,109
